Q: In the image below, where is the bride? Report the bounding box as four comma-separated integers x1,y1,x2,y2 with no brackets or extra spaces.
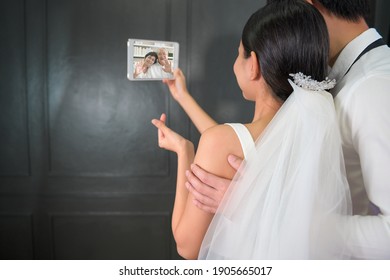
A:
152,0,352,259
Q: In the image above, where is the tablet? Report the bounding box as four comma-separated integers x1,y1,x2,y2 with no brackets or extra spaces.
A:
127,38,179,81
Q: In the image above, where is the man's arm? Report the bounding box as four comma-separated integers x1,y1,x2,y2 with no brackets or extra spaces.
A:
186,154,243,213
347,76,390,258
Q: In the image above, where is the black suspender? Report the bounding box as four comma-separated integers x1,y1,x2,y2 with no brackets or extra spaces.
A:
344,38,386,77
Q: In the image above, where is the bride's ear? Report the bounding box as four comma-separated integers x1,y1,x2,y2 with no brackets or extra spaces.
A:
250,51,261,80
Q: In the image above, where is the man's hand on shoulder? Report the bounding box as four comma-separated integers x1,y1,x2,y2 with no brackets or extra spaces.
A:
186,154,243,214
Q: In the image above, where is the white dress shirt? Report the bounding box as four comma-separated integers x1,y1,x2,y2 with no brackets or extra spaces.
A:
148,62,173,79
329,28,390,259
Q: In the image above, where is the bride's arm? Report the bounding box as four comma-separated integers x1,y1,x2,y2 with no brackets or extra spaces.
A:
152,116,208,259
164,69,217,134
152,116,239,259
172,125,239,259
151,114,195,235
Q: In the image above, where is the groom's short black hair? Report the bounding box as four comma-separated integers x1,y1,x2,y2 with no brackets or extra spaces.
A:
315,0,370,22
267,0,370,22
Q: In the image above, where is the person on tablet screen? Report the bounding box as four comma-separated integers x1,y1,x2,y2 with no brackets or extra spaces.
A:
133,51,158,79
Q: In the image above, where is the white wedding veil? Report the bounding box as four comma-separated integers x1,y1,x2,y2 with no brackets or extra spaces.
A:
198,79,352,259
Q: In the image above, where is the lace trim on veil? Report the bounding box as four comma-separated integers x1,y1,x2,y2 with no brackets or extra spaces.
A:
289,72,336,91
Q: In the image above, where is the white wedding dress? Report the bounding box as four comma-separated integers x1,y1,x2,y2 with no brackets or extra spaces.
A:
198,77,352,259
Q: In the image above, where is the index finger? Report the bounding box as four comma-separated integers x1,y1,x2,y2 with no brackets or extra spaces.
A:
158,113,167,139
151,118,166,130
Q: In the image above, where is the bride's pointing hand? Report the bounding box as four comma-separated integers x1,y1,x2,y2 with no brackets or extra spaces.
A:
151,113,194,155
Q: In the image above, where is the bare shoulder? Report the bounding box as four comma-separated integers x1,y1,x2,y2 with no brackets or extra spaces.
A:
194,124,243,180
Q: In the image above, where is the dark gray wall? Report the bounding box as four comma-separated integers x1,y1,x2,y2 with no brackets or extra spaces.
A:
1,0,387,260
0,0,261,259
375,0,390,44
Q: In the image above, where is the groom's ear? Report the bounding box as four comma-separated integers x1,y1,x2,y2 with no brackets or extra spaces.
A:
250,51,260,80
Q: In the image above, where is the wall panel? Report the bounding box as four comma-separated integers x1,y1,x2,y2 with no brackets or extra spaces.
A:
0,214,34,259
7,0,379,260
51,213,171,259
46,0,173,177
0,0,30,177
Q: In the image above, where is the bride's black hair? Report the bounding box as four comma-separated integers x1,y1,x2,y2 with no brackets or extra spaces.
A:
242,0,329,101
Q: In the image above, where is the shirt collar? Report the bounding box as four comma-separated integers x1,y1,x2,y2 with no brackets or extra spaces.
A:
328,28,382,81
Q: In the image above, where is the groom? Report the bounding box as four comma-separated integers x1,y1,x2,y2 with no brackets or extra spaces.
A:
185,0,390,259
